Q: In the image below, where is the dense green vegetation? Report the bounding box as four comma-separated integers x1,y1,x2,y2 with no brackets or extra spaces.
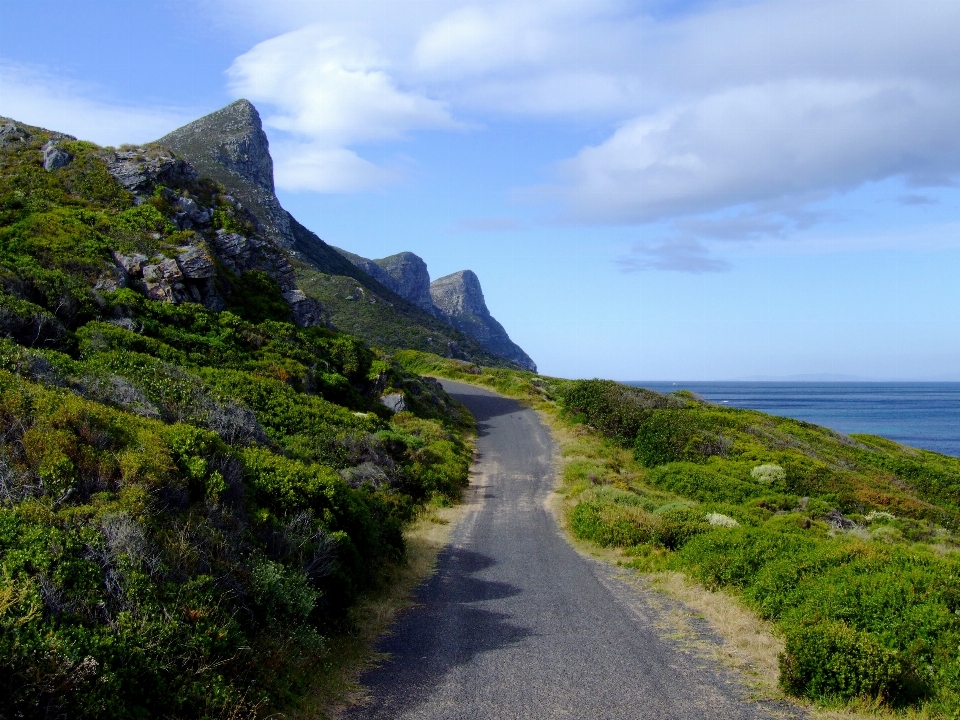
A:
0,122,472,718
397,354,960,717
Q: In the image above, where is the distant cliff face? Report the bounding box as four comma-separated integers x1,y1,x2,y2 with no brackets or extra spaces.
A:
374,253,437,315
430,271,537,372
334,248,438,316
332,247,397,290
335,248,537,371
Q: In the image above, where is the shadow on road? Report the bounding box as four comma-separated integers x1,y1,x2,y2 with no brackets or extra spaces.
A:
345,547,532,718
443,388,520,440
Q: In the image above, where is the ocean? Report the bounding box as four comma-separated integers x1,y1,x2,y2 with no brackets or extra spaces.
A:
627,382,960,458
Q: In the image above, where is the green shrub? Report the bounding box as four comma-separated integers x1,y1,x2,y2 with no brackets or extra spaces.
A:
224,270,291,324
560,379,679,445
250,556,319,627
647,462,762,504
570,501,656,547
634,409,730,467
569,500,708,550
780,621,905,702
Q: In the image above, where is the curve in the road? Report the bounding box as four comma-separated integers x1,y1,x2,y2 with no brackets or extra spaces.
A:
343,380,804,720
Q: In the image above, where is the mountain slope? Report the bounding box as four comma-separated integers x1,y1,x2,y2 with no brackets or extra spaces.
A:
156,100,526,370
0,115,476,718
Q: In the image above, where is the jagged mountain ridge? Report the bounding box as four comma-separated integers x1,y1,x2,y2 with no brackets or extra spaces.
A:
335,246,537,372
158,100,291,245
155,100,527,370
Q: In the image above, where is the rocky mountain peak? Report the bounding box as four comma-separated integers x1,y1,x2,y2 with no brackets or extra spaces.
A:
431,270,537,372
157,99,292,245
373,252,436,314
160,99,274,192
430,270,487,318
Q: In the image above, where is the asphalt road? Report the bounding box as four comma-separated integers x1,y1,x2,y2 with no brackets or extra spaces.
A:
344,380,802,719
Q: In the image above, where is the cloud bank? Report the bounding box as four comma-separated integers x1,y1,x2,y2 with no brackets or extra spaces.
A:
218,1,960,237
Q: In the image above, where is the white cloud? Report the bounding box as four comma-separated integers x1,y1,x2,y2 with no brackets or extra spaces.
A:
555,78,960,223
270,141,397,193
547,0,960,228
209,0,960,251
0,63,193,146
227,25,458,192
413,4,558,76
228,28,456,146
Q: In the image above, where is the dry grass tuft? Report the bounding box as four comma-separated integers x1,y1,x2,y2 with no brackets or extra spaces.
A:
647,571,783,687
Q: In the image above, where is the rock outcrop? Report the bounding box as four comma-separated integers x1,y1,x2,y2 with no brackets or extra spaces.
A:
430,271,537,372
156,102,382,284
103,146,198,196
41,140,73,171
90,134,325,325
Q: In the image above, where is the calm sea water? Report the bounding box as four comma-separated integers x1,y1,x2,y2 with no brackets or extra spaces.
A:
627,382,960,458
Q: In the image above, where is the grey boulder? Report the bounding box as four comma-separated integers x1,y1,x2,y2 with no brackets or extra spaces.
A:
41,141,72,171
176,246,216,279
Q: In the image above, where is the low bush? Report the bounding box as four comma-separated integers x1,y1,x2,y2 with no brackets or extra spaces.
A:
560,379,679,445
780,621,906,702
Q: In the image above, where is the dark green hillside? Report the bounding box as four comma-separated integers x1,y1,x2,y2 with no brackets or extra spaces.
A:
397,355,960,717
292,258,516,367
0,119,472,718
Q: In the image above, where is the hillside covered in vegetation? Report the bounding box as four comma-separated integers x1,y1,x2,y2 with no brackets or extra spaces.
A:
399,353,960,718
0,119,474,718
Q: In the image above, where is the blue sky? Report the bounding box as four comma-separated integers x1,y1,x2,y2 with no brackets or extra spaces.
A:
2,0,959,380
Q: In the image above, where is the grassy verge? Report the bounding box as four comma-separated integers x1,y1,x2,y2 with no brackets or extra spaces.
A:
395,352,960,720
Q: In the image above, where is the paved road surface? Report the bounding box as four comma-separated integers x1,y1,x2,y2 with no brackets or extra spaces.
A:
344,380,802,719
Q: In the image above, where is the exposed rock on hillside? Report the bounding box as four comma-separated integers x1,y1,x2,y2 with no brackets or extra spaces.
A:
41,140,73,171
430,271,536,372
104,145,198,196
91,137,325,325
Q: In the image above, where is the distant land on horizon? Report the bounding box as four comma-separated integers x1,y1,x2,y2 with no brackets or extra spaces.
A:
628,374,960,384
